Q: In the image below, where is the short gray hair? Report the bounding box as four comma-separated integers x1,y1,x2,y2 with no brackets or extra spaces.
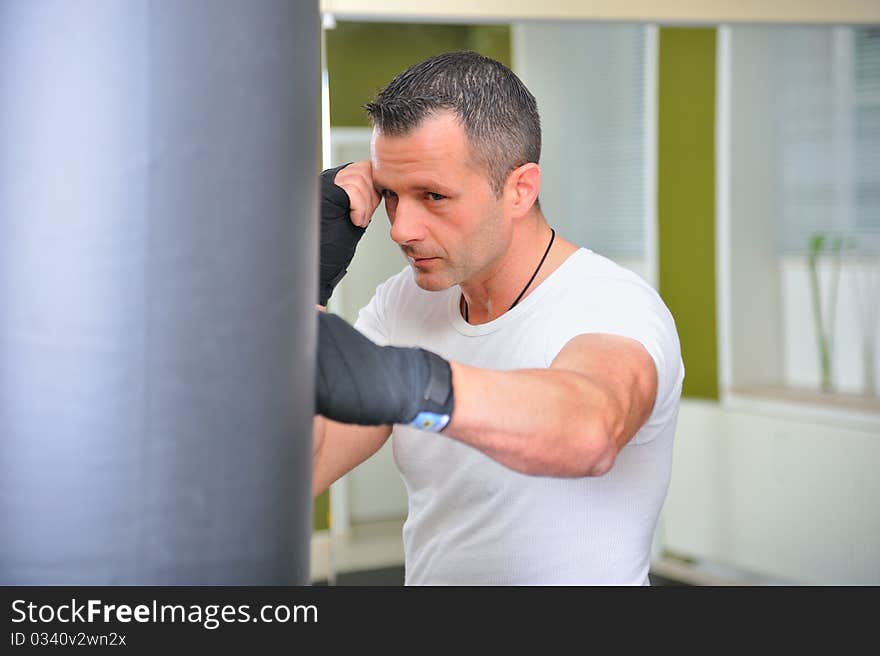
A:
364,51,541,196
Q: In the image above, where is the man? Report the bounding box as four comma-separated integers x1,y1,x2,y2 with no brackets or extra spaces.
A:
314,51,684,585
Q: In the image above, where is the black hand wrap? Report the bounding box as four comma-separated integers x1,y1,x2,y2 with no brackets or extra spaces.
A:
319,163,367,306
316,312,455,428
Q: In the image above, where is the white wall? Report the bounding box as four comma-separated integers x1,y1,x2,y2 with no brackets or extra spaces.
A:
662,399,880,584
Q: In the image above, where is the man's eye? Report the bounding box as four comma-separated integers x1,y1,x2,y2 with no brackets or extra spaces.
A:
427,192,445,201
380,189,397,199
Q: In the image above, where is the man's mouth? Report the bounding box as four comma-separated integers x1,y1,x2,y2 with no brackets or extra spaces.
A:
408,255,440,267
403,250,439,262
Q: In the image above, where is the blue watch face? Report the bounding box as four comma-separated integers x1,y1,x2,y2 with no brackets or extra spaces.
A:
409,411,450,433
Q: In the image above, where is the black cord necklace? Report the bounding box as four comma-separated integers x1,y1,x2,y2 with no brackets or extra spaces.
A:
463,228,555,322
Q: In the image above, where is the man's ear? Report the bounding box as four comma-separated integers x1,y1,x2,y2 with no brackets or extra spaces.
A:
505,163,541,218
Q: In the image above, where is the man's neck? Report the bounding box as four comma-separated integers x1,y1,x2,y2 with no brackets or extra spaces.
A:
459,213,577,324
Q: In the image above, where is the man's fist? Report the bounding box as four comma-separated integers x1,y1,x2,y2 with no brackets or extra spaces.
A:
318,161,380,307
332,161,381,228
315,312,454,431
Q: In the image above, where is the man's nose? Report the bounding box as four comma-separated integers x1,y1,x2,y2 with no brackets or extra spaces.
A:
389,198,426,245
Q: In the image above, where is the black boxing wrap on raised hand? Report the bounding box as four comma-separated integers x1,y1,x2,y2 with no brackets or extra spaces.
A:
319,163,367,306
316,311,454,428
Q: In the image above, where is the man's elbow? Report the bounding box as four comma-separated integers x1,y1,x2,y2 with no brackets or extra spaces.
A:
572,384,625,477
567,424,617,477
586,447,617,477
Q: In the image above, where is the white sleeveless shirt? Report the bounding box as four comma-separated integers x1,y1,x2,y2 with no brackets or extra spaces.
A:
354,248,684,585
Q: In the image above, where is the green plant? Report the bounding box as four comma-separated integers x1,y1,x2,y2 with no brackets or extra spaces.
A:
806,233,850,393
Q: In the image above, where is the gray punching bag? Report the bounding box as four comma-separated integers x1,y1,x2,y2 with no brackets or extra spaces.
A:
0,0,319,584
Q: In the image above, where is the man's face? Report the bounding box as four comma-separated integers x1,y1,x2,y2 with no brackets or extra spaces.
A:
371,112,509,291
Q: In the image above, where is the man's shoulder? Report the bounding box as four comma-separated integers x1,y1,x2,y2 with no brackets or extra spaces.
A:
558,249,656,297
550,249,676,335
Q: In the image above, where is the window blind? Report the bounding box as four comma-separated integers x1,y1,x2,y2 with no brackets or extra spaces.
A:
756,26,880,255
513,23,649,257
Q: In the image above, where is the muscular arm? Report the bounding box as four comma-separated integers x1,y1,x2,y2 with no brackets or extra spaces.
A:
444,333,658,477
316,311,659,479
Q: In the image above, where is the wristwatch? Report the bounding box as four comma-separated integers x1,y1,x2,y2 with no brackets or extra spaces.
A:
409,411,450,432
407,350,453,432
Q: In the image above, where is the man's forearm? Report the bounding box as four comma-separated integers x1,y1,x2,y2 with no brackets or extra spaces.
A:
444,362,621,477
312,415,392,498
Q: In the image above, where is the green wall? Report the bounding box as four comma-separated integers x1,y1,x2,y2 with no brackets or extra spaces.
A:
657,28,719,400
313,486,329,532
326,22,511,127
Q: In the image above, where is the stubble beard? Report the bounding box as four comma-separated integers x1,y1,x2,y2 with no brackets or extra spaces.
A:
408,202,506,293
